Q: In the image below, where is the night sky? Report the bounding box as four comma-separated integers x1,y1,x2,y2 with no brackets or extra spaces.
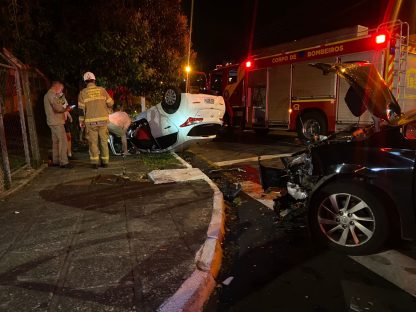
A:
183,0,416,71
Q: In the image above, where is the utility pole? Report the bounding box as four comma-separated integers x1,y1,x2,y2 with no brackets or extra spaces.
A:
186,0,194,93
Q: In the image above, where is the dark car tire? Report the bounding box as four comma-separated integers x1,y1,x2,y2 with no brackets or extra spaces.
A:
296,111,327,141
161,86,181,114
309,182,389,255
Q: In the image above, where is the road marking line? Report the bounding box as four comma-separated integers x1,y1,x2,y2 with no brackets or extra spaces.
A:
213,153,292,167
240,181,275,210
350,250,416,297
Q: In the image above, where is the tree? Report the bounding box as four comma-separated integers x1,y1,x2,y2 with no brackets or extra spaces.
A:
0,0,191,104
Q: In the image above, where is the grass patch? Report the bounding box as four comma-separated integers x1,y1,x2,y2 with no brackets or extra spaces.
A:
138,152,181,171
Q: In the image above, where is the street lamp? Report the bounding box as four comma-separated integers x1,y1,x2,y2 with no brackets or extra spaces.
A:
185,65,192,93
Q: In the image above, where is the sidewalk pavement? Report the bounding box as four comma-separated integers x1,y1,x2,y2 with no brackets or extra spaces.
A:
0,153,215,311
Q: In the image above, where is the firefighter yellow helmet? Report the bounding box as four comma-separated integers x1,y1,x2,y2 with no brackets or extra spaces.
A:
83,72,96,81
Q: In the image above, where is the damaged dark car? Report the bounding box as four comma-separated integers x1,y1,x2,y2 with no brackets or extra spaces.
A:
260,61,416,255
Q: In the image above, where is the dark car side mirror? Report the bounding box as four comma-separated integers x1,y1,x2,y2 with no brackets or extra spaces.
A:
403,122,416,140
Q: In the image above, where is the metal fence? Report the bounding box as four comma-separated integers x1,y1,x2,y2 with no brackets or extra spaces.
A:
0,49,48,192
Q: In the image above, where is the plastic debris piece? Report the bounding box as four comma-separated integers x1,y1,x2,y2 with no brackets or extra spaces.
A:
222,276,234,286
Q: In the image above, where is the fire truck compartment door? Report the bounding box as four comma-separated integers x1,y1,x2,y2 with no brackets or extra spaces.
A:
337,51,383,124
292,57,337,99
267,65,291,124
247,69,267,127
404,53,416,112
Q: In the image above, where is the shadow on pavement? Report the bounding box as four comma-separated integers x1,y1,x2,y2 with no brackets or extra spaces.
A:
1,173,213,311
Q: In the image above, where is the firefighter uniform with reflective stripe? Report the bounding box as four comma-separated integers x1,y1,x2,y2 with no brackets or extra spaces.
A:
78,82,114,165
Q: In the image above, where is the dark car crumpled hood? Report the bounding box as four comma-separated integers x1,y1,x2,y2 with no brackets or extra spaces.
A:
310,62,403,125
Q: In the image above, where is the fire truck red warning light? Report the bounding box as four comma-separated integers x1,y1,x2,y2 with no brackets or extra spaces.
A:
375,33,387,44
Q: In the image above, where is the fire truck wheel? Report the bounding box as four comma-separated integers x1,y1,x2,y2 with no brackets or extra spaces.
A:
297,111,327,141
161,86,181,114
222,113,234,133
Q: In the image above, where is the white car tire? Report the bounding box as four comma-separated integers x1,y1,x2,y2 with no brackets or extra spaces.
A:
161,86,181,114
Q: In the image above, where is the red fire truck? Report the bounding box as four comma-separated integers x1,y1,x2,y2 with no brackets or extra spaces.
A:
210,20,416,139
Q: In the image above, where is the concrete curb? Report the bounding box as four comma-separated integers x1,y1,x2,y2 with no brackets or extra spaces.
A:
172,152,193,169
0,164,47,200
149,160,225,312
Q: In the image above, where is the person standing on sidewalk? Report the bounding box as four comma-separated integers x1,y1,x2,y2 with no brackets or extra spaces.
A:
108,106,132,155
78,72,114,169
64,110,74,159
44,81,73,169
60,85,74,160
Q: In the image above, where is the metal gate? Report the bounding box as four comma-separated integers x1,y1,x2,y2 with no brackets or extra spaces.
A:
0,49,44,192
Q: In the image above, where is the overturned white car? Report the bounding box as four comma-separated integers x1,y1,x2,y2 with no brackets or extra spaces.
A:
109,87,225,154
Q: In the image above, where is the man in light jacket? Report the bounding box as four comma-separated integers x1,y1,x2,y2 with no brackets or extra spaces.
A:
44,81,73,168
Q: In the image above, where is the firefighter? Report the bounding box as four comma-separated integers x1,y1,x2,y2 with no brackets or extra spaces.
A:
78,72,114,169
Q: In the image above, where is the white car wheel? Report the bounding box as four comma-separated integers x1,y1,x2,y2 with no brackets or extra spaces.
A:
161,87,181,114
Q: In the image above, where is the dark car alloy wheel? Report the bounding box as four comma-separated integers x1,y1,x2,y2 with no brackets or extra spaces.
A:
310,182,389,255
317,193,375,247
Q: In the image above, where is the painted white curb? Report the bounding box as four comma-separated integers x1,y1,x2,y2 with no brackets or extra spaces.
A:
149,164,225,312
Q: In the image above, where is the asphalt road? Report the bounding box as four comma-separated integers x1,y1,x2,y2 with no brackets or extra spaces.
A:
182,129,416,312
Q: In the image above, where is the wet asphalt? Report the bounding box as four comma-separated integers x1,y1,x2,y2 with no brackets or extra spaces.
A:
181,129,416,312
